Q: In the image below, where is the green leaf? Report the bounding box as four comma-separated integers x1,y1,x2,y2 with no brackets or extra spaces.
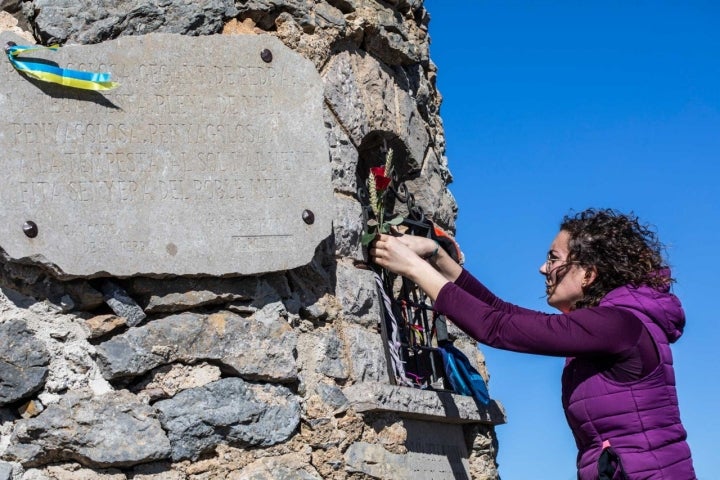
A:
366,219,378,227
361,232,377,246
387,216,404,226
379,223,391,234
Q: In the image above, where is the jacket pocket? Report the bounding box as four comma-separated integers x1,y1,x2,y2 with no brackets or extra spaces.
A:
597,444,628,480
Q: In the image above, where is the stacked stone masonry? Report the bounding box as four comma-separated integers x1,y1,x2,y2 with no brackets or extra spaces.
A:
0,1,504,479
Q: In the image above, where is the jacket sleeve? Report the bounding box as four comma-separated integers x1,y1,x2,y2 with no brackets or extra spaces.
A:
454,269,541,315
433,281,644,357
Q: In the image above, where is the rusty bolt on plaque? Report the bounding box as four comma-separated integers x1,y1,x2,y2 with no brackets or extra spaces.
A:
260,49,273,63
302,210,315,225
23,221,38,238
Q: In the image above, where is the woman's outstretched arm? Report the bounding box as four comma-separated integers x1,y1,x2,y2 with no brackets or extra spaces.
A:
372,233,536,314
434,281,644,357
370,233,451,300
371,233,643,357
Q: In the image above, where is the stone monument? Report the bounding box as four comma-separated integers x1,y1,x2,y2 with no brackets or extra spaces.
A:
0,2,505,479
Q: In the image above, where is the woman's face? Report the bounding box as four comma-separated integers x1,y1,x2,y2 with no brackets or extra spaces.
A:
539,230,592,313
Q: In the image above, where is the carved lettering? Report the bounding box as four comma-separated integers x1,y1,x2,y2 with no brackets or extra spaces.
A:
0,32,332,276
231,234,293,253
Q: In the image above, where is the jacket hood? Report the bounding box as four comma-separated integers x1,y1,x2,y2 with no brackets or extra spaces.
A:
600,280,686,343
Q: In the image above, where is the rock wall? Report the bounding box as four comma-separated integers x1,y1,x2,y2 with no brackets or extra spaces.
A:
0,1,504,479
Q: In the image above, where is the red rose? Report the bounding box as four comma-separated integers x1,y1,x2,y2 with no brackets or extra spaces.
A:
370,166,391,191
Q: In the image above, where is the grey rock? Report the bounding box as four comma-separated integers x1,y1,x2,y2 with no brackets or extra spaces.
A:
132,363,221,402
332,196,365,261
403,0,425,12
343,324,388,383
0,462,12,480
100,281,147,327
344,442,413,479
323,49,429,172
124,276,258,314
3,389,171,468
155,378,300,461
252,278,292,309
316,382,348,411
403,149,458,232
0,407,16,422
143,289,249,315
314,2,345,30
239,452,321,479
234,0,313,32
350,0,429,66
335,262,380,327
322,49,371,155
364,23,427,67
299,302,326,322
1,0,19,12
343,382,507,425
0,319,50,406
95,307,297,382
324,106,359,197
316,329,349,380
285,257,336,310
127,271,330,317
29,0,238,44
58,294,75,312
393,63,429,117
0,285,36,311
0,260,105,311
326,0,357,14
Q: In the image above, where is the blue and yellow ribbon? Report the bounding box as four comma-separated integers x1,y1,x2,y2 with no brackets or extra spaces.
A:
4,42,118,91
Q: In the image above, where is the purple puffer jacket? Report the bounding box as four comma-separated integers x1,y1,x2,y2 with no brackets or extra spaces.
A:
562,284,696,479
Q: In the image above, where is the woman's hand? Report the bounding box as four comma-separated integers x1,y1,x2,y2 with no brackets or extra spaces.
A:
370,233,451,301
370,233,425,278
372,230,464,283
393,232,439,259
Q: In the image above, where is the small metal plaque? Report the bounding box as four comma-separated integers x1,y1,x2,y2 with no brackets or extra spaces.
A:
0,32,332,277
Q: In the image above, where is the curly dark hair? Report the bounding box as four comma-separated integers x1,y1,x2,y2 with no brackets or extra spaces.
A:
560,208,673,309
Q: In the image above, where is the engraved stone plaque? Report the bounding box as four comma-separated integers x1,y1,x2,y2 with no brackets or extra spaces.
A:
345,421,472,480
404,420,471,480
0,32,332,277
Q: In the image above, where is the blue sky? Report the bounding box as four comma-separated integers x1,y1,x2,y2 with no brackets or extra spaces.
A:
424,2,720,479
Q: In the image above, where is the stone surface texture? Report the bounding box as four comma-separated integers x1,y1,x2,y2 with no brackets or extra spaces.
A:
0,319,50,406
0,1,503,479
95,308,298,383
343,382,506,425
100,281,147,327
27,0,238,44
155,378,300,461
0,32,333,278
3,389,172,468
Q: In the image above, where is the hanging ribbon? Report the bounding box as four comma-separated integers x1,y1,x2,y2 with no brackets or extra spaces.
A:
4,42,118,91
374,272,413,387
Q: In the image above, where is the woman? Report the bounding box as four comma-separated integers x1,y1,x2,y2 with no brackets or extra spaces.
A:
370,208,696,480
